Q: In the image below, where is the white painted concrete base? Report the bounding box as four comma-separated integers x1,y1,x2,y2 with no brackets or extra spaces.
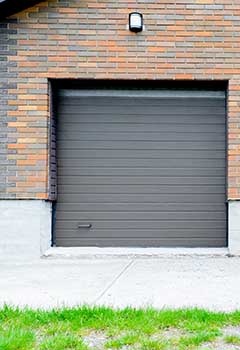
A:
0,200,52,261
44,247,229,259
1,200,240,260
228,201,240,255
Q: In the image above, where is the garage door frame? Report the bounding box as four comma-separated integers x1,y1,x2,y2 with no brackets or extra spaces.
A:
49,79,228,248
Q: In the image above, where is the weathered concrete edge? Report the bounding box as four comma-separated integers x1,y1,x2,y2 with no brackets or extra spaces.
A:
44,247,230,259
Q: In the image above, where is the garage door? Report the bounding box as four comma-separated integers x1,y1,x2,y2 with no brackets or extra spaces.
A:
55,87,226,247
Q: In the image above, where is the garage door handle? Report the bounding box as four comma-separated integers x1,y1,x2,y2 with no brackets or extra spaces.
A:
78,223,92,229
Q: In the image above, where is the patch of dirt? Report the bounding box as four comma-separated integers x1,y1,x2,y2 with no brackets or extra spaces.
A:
159,328,186,339
82,327,240,350
199,340,240,350
222,326,240,337
83,331,107,349
199,326,240,350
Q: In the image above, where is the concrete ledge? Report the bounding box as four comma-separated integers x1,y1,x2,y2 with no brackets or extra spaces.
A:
44,247,230,259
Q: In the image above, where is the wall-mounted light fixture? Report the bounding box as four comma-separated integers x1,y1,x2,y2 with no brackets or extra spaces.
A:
129,12,143,33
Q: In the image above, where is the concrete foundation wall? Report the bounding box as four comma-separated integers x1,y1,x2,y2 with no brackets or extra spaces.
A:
1,200,240,259
228,201,240,256
0,200,52,260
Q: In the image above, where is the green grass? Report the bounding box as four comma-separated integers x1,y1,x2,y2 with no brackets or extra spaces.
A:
105,332,140,348
177,330,221,349
0,305,240,350
0,327,35,350
139,338,168,350
224,334,240,345
39,334,88,350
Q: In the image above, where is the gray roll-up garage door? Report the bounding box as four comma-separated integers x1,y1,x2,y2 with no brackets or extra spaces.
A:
55,87,226,247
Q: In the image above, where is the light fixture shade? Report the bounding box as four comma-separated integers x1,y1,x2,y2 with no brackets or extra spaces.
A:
129,12,143,33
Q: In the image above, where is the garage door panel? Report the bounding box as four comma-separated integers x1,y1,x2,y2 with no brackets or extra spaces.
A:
56,238,226,248
55,220,226,230
55,229,225,239
57,193,225,204
58,176,225,186
57,158,225,168
55,88,226,247
58,149,225,160
57,139,225,150
57,130,225,142
59,97,224,105
57,184,225,195
56,211,225,221
57,123,225,134
58,167,225,177
57,114,225,124
59,105,224,115
56,203,226,212
59,96,224,106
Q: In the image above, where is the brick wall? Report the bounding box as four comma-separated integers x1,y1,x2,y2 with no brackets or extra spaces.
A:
0,19,18,198
1,0,240,199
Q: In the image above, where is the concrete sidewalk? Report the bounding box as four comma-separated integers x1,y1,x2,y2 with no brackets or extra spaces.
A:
1,256,240,311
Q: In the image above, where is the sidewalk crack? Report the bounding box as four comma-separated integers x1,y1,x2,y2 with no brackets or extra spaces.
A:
94,259,135,303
